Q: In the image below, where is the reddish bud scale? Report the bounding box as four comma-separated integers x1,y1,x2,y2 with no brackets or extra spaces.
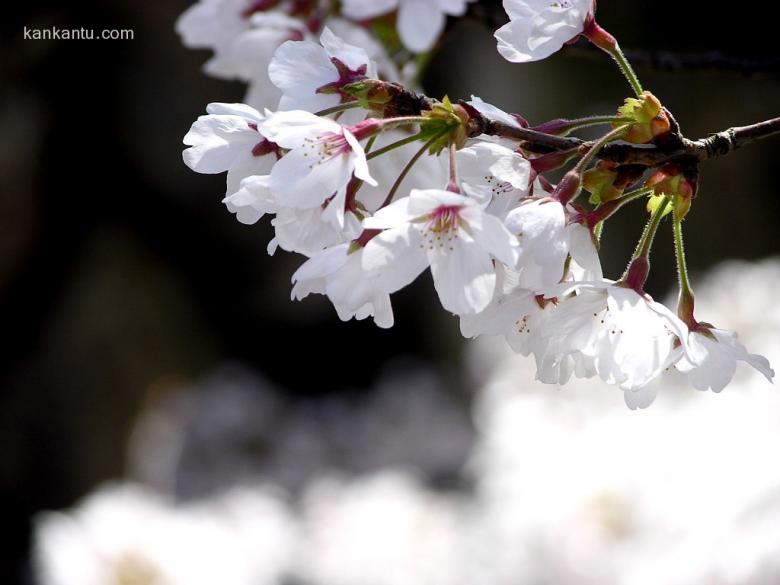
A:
532,119,578,136
530,149,579,174
348,229,382,254
316,58,369,103
348,118,384,141
582,17,616,51
621,256,650,294
551,171,582,206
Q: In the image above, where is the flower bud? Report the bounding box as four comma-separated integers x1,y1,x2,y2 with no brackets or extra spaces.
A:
615,91,671,144
645,164,697,220
342,79,396,110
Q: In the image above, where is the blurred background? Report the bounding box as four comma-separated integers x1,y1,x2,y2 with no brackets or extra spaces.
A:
1,1,779,583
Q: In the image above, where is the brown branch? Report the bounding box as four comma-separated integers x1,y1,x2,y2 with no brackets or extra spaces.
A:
380,84,779,168
476,116,780,167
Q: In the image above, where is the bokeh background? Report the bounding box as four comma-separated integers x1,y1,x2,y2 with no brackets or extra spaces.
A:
1,1,779,583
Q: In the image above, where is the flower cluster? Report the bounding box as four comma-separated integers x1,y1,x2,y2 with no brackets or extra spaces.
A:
180,1,774,406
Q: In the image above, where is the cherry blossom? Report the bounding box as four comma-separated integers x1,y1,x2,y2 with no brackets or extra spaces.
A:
495,0,594,63
505,198,601,289
271,199,362,256
222,174,277,225
260,111,378,212
292,241,395,328
541,282,689,391
456,140,531,217
676,327,775,393
362,189,520,315
341,0,474,53
182,103,280,198
269,27,377,115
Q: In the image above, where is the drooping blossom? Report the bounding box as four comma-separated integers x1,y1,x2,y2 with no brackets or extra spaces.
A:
362,189,520,315
341,0,474,53
495,0,594,63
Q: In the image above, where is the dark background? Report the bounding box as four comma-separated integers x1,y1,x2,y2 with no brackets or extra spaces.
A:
1,1,778,582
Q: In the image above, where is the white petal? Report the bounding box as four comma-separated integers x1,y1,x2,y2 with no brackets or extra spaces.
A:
397,0,446,52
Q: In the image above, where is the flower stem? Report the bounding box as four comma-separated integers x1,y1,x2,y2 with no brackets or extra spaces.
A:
583,20,644,97
609,43,644,97
576,125,628,173
635,197,669,260
620,196,669,291
314,102,363,117
553,125,627,205
586,187,653,226
366,132,425,160
379,128,449,209
674,217,697,326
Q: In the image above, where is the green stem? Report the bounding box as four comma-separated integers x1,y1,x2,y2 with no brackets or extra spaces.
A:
366,132,425,160
566,116,633,134
674,217,697,325
619,197,669,291
314,102,363,117
575,125,628,173
588,187,653,225
608,43,644,97
379,129,448,208
553,125,627,205
635,197,669,260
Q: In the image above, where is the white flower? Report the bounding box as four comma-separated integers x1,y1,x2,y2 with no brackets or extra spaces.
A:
223,174,278,225
495,0,593,63
460,265,556,360
341,0,474,53
272,198,363,256
260,111,377,211
176,0,251,56
291,240,395,328
363,189,520,315
456,140,531,218
218,12,310,110
676,327,774,393
467,95,527,132
327,18,404,84
542,282,688,391
183,103,279,197
269,27,377,114
505,197,602,288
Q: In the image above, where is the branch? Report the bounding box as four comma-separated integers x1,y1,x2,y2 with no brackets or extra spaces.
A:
476,116,780,167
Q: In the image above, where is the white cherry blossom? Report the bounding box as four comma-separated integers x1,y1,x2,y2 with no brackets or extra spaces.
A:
341,0,474,53
495,0,594,63
271,197,363,256
676,327,774,393
223,174,277,225
505,197,601,289
362,189,520,315
292,241,395,328
260,111,377,211
183,103,280,197
456,140,531,217
269,27,377,115
220,12,310,110
542,281,689,391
